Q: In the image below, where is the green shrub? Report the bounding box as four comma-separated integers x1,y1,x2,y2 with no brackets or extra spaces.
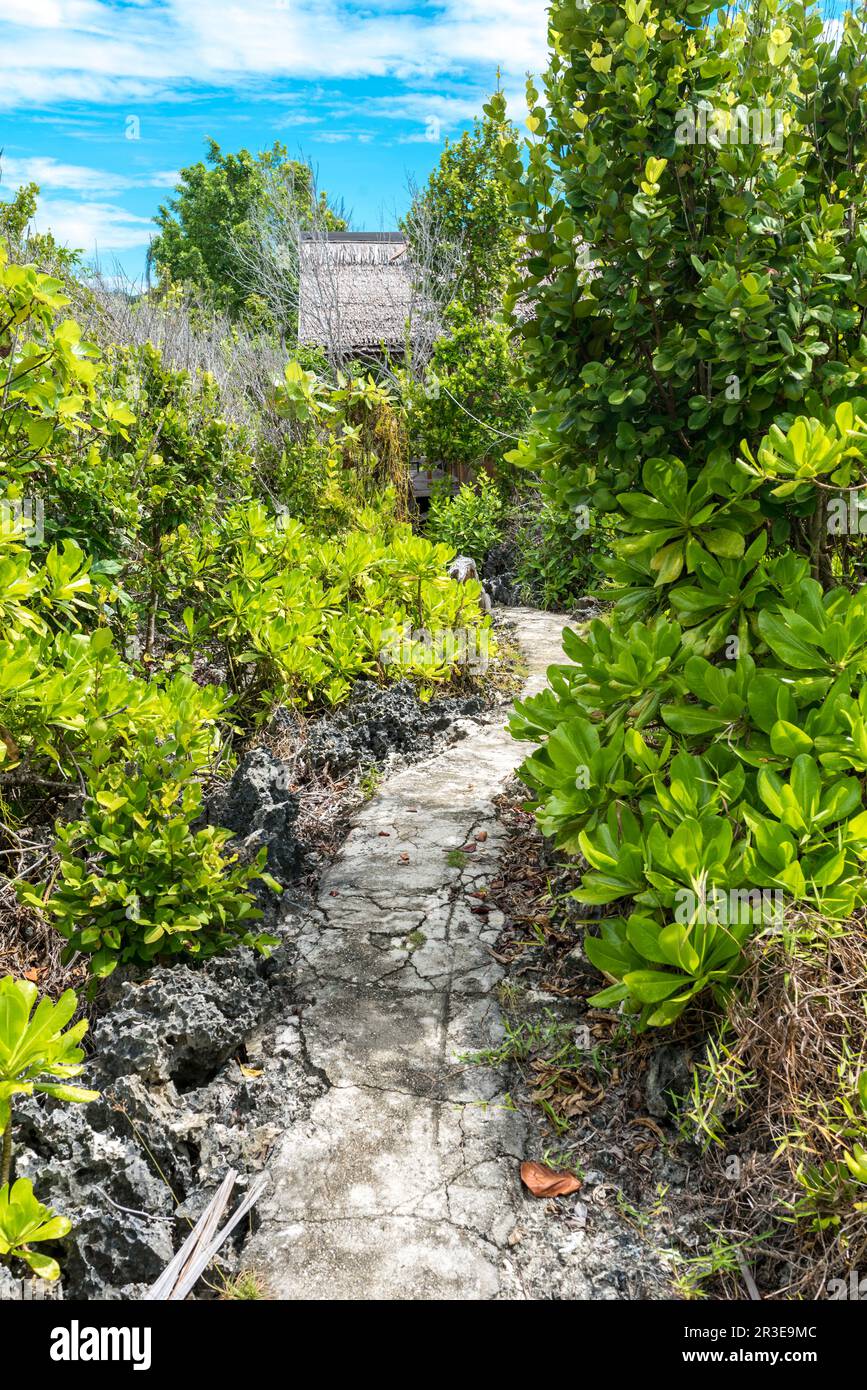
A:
513,500,604,611
163,502,494,719
22,757,276,979
409,306,528,473
426,474,505,561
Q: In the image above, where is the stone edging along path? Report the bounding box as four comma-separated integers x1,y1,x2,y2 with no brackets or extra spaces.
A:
245,608,567,1299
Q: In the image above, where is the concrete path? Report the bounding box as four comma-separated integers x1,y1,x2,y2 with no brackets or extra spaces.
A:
247,609,567,1300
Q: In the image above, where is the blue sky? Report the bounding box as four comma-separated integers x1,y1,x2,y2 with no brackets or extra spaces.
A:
0,0,548,280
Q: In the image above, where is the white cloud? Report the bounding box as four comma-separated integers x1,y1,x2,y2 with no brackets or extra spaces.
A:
0,0,549,107
0,155,127,194
27,196,154,253
0,156,180,197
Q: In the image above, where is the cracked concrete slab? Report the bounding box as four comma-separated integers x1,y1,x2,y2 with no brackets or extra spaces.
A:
246,609,567,1300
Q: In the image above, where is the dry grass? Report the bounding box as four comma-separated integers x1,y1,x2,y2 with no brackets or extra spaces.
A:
0,788,87,999
686,916,867,1299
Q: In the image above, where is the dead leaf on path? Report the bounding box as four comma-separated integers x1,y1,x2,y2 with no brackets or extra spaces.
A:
458,842,477,853
24,968,39,982
399,852,410,863
520,1161,582,1198
475,830,488,842
378,831,390,837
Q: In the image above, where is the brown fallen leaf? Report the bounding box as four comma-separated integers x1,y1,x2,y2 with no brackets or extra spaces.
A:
520,1161,582,1198
378,831,390,837
475,830,488,842
458,842,477,853
24,968,39,982
399,852,410,863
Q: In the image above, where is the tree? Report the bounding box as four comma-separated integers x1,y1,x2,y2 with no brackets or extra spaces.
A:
506,0,867,560
404,111,520,319
0,178,38,243
409,304,528,473
150,140,344,319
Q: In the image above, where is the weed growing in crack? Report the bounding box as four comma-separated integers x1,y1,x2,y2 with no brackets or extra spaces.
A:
541,1147,584,1179
495,980,525,1010
358,768,382,802
664,1232,768,1302
216,1268,272,1300
616,1184,670,1234
457,1010,593,1069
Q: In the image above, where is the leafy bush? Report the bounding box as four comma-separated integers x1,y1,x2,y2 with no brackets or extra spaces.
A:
0,1179,71,1281
163,502,493,719
426,474,505,561
0,513,232,788
506,0,867,1026
513,499,605,611
24,762,277,979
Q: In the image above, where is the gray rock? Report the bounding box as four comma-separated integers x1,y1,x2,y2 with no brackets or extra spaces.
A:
1,939,324,1301
94,955,267,1086
303,678,483,776
13,1100,174,1301
483,540,524,607
215,747,302,884
448,554,493,613
644,1042,693,1119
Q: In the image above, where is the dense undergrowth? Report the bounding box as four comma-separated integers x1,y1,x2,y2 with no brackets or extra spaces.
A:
502,0,867,1292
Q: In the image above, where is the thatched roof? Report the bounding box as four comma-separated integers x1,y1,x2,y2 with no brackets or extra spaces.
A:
298,232,413,353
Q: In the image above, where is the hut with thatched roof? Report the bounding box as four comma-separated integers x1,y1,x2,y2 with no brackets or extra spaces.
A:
297,232,413,362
